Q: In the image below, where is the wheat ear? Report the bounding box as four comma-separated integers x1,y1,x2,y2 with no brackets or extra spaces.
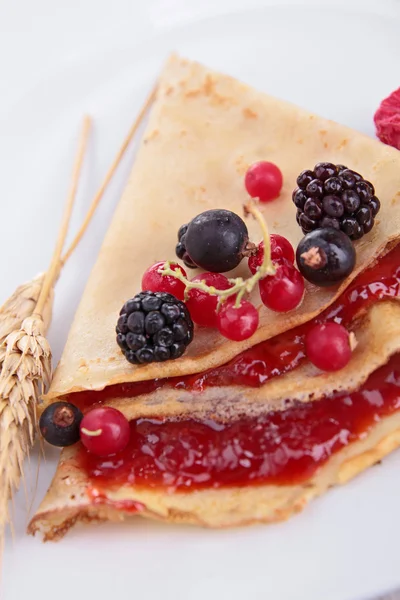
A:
0,116,91,550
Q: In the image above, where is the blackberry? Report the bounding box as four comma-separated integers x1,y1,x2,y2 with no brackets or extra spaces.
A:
116,291,194,364
293,163,380,240
175,223,197,269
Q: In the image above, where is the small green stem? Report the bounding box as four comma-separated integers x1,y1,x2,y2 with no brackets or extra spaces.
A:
159,201,275,309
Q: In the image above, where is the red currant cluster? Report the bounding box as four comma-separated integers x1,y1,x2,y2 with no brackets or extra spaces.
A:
141,161,305,342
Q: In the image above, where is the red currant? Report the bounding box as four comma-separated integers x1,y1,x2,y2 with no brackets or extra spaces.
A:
259,259,304,312
248,235,295,274
305,323,352,372
217,299,259,341
80,407,130,457
142,261,187,300
245,161,283,202
186,273,231,327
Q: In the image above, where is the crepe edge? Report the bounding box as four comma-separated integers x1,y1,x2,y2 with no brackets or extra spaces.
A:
28,413,400,540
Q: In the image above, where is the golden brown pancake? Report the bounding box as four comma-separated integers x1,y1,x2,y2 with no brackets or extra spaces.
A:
30,56,400,539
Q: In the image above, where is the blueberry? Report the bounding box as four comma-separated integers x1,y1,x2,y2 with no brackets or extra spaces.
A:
39,402,83,447
296,228,356,287
185,209,249,272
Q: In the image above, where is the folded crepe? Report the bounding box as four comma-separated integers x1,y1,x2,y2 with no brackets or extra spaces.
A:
29,56,400,539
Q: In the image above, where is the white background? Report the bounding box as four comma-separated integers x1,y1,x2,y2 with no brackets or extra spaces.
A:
1,1,400,599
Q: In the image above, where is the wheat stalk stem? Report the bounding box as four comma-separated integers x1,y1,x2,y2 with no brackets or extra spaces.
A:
35,116,91,316
61,83,158,266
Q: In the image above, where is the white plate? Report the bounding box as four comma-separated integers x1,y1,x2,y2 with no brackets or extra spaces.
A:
1,1,400,599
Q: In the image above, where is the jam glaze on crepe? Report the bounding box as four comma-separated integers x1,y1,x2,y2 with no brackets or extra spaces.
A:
44,55,400,401
29,56,400,538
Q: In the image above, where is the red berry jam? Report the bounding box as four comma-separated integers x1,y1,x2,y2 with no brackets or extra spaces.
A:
78,353,400,490
67,243,400,411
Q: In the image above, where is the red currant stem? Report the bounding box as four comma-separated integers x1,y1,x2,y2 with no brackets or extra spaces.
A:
159,201,275,308
81,427,103,437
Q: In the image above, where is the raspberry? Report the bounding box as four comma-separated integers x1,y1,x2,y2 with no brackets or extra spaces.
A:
374,87,400,150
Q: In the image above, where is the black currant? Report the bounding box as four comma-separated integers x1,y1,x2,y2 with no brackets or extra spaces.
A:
184,209,249,272
296,228,356,287
39,401,83,447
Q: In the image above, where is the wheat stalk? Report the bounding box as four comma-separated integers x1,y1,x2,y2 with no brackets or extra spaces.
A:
0,115,91,551
0,85,157,550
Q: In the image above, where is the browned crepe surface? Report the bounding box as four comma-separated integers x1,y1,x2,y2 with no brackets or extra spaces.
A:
46,54,400,402
30,57,400,537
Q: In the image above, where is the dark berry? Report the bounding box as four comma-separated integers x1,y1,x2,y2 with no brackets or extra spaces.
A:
154,346,171,361
340,170,357,189
324,177,342,195
369,196,381,217
178,224,188,240
342,190,361,214
299,213,318,232
314,162,337,181
39,402,83,447
145,311,165,334
297,170,314,189
292,164,380,239
175,223,197,268
322,196,344,218
356,206,372,226
296,228,356,287
341,218,363,240
304,199,322,220
126,333,146,351
293,188,308,209
306,179,323,198
127,311,144,333
320,216,340,230
355,181,372,202
184,209,249,272
170,342,186,359
117,291,193,364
